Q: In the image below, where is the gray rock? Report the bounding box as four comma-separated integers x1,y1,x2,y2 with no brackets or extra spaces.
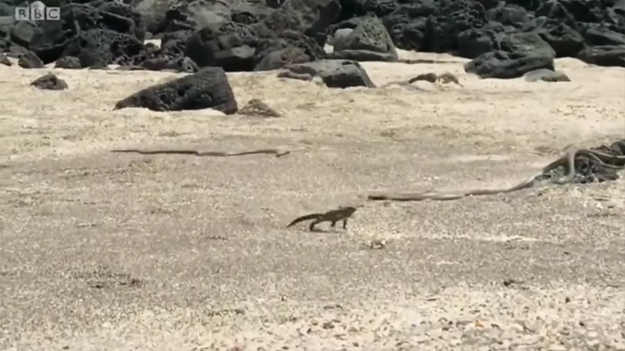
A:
18,50,44,69
457,23,509,59
465,33,556,79
10,20,37,48
61,29,144,68
0,53,11,66
257,0,340,45
277,71,314,81
30,73,68,90
55,56,82,69
532,18,584,58
184,23,257,71
582,24,625,47
132,0,177,34
254,47,310,71
500,32,556,58
523,68,570,82
328,49,399,62
279,59,375,88
141,56,200,73
328,14,398,62
577,45,625,67
114,67,238,114
328,28,353,47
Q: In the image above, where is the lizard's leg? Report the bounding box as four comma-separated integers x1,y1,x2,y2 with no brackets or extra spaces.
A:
342,219,348,229
331,221,336,228
309,219,322,231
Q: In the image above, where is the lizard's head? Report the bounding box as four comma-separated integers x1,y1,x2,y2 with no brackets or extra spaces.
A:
338,205,361,214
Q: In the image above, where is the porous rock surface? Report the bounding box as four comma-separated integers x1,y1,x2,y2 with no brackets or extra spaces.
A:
114,66,238,114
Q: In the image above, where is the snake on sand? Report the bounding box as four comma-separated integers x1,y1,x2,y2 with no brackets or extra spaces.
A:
111,148,290,158
367,147,625,202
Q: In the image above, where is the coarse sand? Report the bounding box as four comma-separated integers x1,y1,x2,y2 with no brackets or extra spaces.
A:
1,48,624,350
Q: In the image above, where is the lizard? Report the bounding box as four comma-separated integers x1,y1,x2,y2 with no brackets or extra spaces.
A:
368,147,625,202
286,205,361,231
437,72,463,87
111,148,290,158
238,99,282,118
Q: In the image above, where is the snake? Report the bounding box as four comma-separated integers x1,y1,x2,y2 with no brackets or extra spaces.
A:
110,148,290,157
367,148,625,202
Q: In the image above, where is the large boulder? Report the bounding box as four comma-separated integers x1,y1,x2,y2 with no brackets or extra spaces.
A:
54,56,81,69
423,0,487,53
256,0,341,46
114,67,238,114
277,59,375,88
128,30,194,70
498,32,556,58
29,3,145,64
131,0,177,34
380,1,437,51
18,50,44,68
160,30,193,56
523,68,570,82
457,21,511,59
363,0,399,18
96,0,147,39
465,50,555,79
531,17,584,58
61,29,144,68
534,0,579,31
581,24,625,47
253,31,325,70
10,20,37,48
154,0,232,34
381,0,488,53
334,0,367,21
576,45,625,67
558,0,605,24
254,47,310,71
465,32,556,79
328,27,354,47
0,53,11,66
151,0,273,34
328,14,398,62
485,4,530,28
184,22,259,71
182,0,336,72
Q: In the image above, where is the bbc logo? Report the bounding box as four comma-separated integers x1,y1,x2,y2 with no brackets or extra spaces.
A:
15,1,60,21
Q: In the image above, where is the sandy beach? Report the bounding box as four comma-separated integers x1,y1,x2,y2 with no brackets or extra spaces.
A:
1,49,624,350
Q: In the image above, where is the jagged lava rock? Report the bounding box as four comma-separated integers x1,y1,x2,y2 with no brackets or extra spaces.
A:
114,67,238,114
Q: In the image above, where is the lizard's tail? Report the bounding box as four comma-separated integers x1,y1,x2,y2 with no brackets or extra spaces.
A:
286,214,323,228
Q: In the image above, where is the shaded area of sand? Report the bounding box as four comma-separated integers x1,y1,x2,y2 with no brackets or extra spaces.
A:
1,52,624,350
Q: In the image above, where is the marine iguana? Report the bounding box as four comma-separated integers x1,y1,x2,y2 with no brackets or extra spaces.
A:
286,206,360,231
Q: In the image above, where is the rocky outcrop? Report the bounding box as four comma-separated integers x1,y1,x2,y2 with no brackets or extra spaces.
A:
0,0,622,76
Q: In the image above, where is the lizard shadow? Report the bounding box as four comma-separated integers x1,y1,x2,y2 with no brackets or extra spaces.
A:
307,227,347,234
